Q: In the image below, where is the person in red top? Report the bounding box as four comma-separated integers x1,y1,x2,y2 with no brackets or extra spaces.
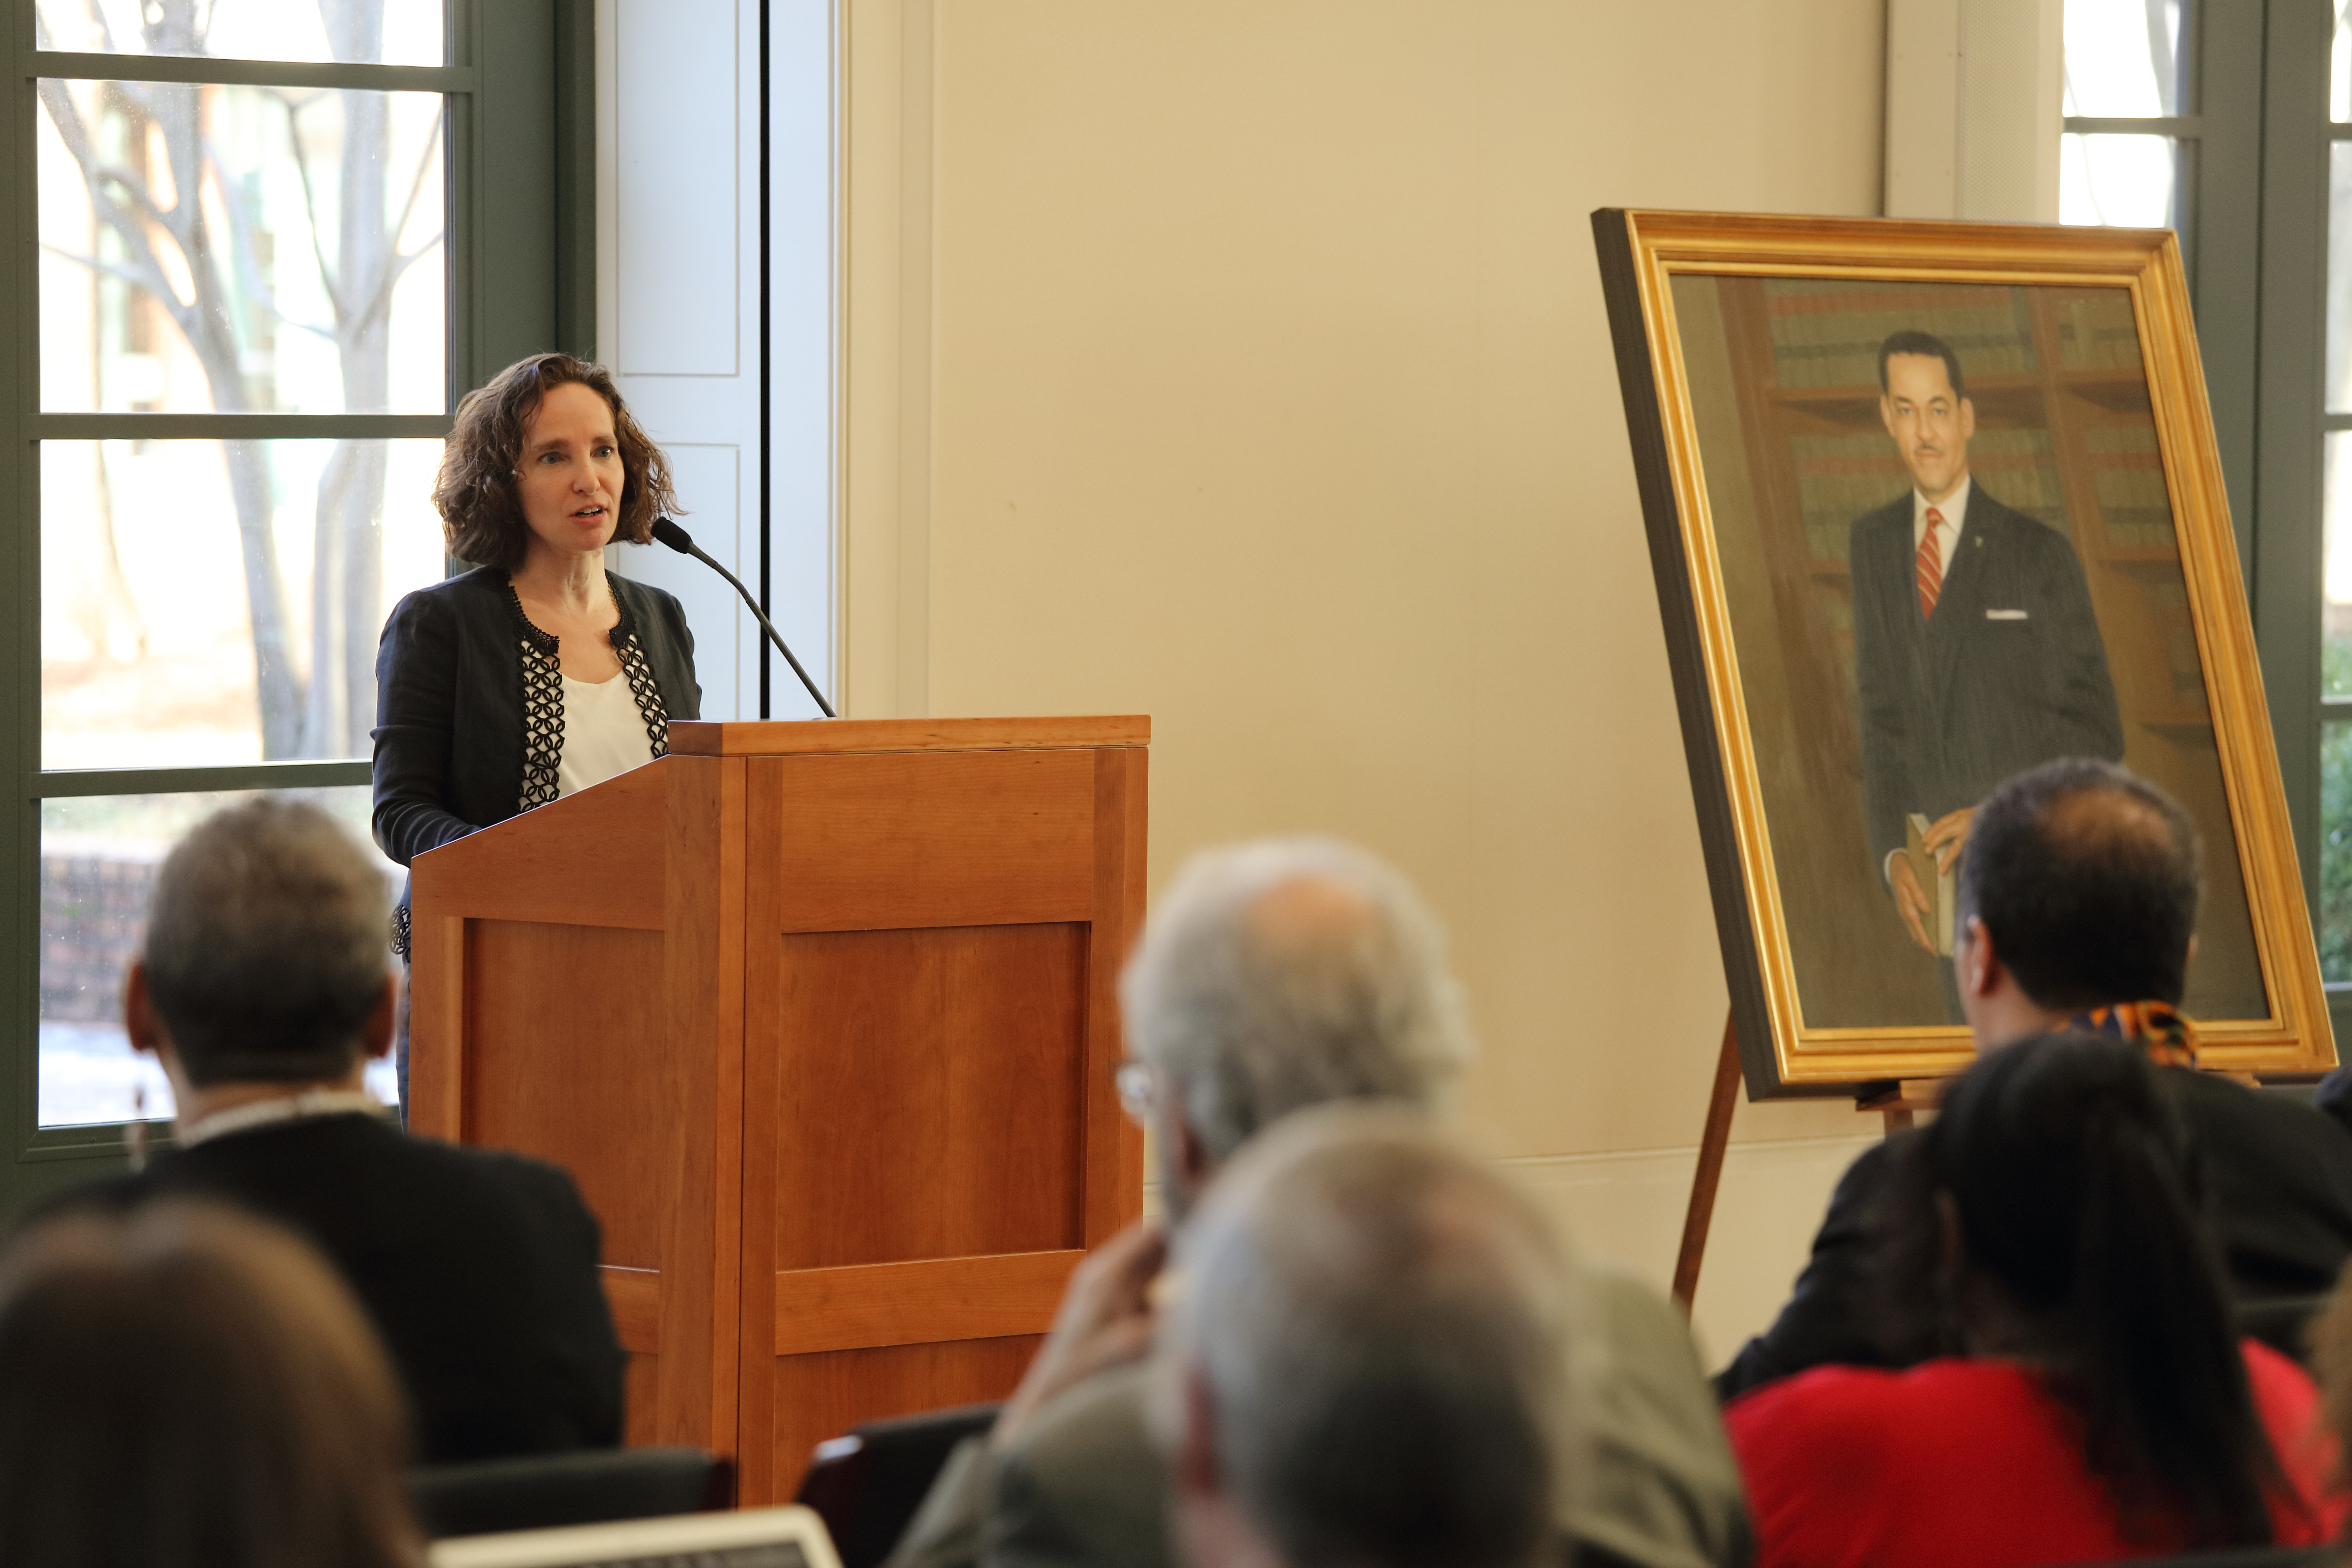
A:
1726,1034,2344,1568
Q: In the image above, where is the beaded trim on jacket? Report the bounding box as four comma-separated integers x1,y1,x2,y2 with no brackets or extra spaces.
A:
503,575,671,817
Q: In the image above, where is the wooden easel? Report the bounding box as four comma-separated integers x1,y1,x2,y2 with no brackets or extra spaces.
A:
1668,1014,1942,1313
1668,1014,2275,1313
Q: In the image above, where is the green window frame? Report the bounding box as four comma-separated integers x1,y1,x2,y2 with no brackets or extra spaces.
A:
2062,1,2352,1050
0,0,592,1209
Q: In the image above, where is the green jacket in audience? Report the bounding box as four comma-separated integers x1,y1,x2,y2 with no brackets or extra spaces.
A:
886,1268,1753,1568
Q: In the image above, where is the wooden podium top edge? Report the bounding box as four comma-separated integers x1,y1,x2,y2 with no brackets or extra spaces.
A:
665,714,1151,756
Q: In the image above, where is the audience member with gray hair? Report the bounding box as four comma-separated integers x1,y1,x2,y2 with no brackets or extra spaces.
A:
891,835,1750,1568
140,794,401,1089
1157,1106,1578,1568
1123,834,1474,1212
34,797,625,1463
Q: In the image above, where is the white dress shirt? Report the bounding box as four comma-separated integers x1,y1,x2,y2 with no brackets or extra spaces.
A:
556,670,656,798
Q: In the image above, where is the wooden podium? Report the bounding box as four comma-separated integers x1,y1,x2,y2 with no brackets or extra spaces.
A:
406,716,1149,1502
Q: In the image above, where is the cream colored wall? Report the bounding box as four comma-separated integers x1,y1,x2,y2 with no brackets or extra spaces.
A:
841,0,1891,1367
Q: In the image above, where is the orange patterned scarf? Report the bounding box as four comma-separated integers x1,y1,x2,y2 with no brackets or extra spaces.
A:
2066,1000,2198,1068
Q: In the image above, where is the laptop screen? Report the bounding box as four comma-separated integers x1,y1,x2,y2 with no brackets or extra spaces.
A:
429,1504,843,1568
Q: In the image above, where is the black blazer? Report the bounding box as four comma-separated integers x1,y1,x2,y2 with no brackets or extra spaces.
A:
46,1114,627,1463
1849,484,2124,869
1713,1069,2352,1404
372,566,701,870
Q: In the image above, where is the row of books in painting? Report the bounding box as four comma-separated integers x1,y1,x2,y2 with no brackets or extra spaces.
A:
1762,284,2036,390
1788,429,2064,562
2088,425,2175,548
2095,500,2177,549
1756,282,2141,389
1783,430,2170,562
2050,293,2142,372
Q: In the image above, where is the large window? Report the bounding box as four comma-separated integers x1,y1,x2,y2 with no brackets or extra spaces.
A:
0,0,589,1200
2320,5,2352,985
2062,0,2194,234
2063,0,2352,1039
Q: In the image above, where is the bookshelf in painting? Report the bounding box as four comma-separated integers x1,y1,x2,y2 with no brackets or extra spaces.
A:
1710,277,2252,1011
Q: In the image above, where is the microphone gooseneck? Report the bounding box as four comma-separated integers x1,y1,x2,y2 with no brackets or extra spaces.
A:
649,516,836,719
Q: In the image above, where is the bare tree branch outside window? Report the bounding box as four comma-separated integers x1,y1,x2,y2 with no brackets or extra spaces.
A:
38,0,444,758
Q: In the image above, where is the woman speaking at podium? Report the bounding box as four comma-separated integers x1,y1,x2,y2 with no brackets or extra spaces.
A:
371,353,703,1110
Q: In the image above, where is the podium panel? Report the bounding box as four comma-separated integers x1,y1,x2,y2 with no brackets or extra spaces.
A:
409,718,1148,1499
769,923,1086,1266
466,922,672,1270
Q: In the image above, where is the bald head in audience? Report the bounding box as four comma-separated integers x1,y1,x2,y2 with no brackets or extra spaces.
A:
1156,1106,1578,1568
1119,835,1474,1218
1953,755,2202,1044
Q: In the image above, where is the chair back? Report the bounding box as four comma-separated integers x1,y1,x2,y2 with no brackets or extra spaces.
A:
2082,1550,2339,1567
794,1402,1002,1568
411,1447,732,1540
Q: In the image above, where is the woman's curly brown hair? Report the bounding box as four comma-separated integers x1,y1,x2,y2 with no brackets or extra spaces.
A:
432,353,681,572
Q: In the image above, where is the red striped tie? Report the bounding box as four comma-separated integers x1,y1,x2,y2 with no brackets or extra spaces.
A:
1916,507,1945,620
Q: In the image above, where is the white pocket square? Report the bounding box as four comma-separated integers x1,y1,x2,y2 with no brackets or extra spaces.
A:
1985,609,2029,621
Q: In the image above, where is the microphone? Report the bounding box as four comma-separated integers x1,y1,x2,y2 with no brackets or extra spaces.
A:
648,517,836,719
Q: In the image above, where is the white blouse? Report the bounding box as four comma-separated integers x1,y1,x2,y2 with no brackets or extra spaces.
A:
556,670,656,798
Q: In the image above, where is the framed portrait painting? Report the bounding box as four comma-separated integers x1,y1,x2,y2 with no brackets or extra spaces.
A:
1592,209,2336,1097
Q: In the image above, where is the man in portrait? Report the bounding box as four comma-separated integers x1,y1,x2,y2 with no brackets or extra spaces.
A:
1849,329,2124,983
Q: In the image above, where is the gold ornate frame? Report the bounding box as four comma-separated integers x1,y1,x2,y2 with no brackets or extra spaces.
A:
1593,208,2336,1096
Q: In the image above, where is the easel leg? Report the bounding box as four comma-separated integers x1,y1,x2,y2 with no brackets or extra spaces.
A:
1671,1012,1742,1315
